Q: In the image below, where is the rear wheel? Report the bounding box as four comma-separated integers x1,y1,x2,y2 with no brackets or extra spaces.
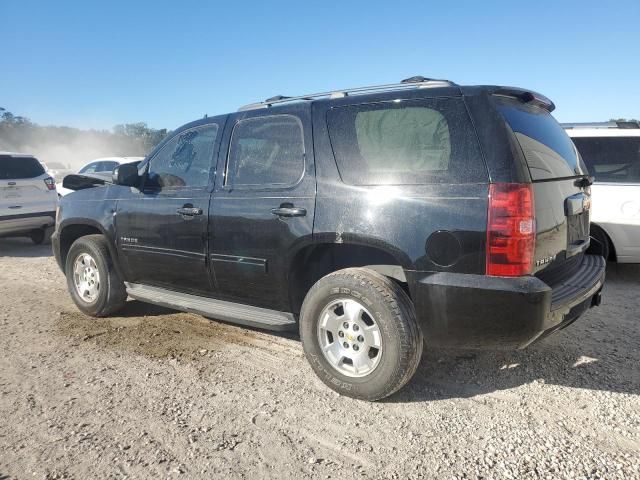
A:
65,235,127,316
300,268,423,401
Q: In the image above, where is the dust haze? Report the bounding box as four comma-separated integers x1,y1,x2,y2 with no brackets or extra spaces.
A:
1,129,146,170
0,108,167,170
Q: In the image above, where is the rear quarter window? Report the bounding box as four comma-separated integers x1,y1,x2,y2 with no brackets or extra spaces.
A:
571,136,640,183
0,155,46,179
326,98,486,185
495,97,587,180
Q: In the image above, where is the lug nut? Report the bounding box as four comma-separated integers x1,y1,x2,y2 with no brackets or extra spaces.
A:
343,342,349,349
357,335,364,342
338,331,344,338
343,322,349,329
353,344,359,352
353,324,360,332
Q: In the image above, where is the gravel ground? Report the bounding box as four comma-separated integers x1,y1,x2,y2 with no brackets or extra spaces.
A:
0,237,638,479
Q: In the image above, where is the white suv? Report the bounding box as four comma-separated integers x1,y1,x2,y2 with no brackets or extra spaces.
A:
56,157,144,196
0,152,58,244
564,121,640,263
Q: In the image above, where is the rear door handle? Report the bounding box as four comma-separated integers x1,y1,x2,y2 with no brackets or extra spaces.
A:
176,207,203,217
271,206,307,218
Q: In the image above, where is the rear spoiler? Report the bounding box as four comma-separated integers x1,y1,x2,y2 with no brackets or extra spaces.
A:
62,173,111,192
491,87,555,112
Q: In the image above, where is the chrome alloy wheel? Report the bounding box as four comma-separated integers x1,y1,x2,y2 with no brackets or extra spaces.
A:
72,253,101,303
317,298,383,378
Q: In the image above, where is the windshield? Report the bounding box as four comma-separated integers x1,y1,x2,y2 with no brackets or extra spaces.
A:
495,97,587,180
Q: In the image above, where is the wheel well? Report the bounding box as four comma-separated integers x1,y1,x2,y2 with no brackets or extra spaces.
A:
59,224,103,267
288,243,407,314
591,223,617,261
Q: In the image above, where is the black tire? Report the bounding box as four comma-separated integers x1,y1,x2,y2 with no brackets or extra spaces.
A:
30,227,53,245
590,224,611,261
299,268,423,401
65,234,127,317
29,228,45,245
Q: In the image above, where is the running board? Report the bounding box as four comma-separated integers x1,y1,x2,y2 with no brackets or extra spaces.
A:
125,283,297,331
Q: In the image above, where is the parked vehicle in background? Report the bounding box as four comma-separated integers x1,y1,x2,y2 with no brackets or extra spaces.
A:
1,152,57,244
53,78,605,400
45,161,74,181
564,121,640,263
56,157,144,196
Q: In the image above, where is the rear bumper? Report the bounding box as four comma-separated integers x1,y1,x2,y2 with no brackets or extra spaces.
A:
0,211,56,236
410,254,606,349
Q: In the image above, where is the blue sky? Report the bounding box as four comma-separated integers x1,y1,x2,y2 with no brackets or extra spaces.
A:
2,0,638,130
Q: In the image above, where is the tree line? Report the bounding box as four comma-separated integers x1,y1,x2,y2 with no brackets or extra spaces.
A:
0,106,168,167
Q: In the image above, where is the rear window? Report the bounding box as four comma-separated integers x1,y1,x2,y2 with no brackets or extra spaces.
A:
571,136,640,183
326,98,486,185
495,98,587,180
0,155,46,179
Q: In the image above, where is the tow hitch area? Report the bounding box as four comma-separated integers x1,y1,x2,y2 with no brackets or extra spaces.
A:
591,289,603,307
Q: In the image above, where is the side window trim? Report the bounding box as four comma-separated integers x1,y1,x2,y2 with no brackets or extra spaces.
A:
142,123,219,192
223,114,306,191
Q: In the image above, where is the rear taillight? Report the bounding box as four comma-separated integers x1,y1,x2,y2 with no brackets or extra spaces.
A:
44,176,56,191
486,183,535,276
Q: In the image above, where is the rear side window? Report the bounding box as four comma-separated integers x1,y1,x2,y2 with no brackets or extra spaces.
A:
572,136,640,183
326,98,485,185
226,115,305,187
0,155,45,179
495,98,587,180
79,162,100,174
96,161,118,172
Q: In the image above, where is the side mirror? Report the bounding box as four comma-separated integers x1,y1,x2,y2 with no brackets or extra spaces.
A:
113,163,140,187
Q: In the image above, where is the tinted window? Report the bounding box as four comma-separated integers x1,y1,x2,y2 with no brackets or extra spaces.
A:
96,161,118,172
0,155,45,179
79,162,100,174
146,124,218,189
226,115,304,187
496,98,586,180
572,136,640,183
327,98,485,185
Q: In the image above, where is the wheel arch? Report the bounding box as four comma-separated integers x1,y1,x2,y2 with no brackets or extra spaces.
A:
591,222,617,261
58,220,123,277
287,238,412,315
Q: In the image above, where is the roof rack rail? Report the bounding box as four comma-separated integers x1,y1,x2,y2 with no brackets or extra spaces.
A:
238,76,458,111
562,121,640,129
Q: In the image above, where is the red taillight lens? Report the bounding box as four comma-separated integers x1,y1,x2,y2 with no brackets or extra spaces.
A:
44,176,56,191
486,183,535,276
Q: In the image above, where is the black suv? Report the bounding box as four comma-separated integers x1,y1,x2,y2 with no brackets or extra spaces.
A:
52,77,605,401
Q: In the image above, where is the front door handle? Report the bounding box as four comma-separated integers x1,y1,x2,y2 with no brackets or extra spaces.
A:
271,206,307,218
176,206,203,217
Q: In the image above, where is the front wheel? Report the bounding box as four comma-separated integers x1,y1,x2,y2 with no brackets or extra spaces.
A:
299,268,423,401
65,235,127,317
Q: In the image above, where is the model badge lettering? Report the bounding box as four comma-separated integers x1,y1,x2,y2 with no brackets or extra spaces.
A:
120,237,138,244
536,255,556,267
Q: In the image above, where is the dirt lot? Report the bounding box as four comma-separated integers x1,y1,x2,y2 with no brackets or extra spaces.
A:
0,238,638,479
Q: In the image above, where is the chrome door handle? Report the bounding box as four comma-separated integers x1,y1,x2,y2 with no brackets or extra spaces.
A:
271,206,307,217
176,207,203,217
